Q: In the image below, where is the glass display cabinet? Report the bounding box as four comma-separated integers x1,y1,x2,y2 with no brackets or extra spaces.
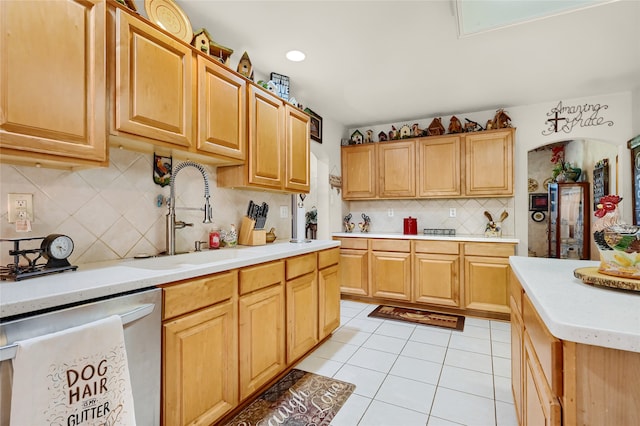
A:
548,182,591,259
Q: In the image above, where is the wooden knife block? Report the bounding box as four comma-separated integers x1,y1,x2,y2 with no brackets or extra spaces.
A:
238,216,266,246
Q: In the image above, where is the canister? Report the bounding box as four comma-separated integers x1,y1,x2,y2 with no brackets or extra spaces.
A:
403,217,417,235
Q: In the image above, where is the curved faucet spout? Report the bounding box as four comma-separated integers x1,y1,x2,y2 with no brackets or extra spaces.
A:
166,161,213,255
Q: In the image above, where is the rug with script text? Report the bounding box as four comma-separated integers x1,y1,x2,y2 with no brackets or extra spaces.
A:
223,369,355,426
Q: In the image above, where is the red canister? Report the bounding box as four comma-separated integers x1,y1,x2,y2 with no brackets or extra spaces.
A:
403,217,417,235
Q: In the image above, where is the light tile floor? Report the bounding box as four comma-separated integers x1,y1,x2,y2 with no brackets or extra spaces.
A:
295,300,518,426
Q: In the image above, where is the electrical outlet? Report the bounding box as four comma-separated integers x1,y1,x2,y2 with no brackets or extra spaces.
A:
449,207,457,218
388,208,394,217
280,205,289,218
8,193,34,223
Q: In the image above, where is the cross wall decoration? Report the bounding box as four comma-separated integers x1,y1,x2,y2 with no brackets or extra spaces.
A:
542,101,614,136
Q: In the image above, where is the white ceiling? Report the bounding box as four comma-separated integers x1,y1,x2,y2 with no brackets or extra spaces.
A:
156,1,640,128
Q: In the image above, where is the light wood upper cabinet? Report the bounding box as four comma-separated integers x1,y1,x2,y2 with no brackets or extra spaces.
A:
0,0,107,168
417,136,461,197
113,9,192,147
197,55,246,160
465,129,514,196
284,104,311,192
341,144,377,199
378,141,416,198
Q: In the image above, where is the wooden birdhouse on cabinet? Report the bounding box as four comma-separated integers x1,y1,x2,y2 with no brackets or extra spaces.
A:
209,40,233,66
191,29,234,66
192,29,212,55
237,51,254,80
493,108,512,129
427,117,445,136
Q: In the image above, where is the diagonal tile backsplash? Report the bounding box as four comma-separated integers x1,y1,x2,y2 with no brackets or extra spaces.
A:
0,148,292,265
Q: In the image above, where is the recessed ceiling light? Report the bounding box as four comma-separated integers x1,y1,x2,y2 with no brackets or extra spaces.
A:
286,50,306,62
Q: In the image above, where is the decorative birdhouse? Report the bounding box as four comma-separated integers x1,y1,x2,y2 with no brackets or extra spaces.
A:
237,51,254,80
209,40,233,66
192,28,212,55
365,129,374,143
388,125,398,140
350,130,364,144
411,123,424,137
427,117,445,136
191,29,234,66
378,131,388,142
493,109,512,129
448,116,463,133
399,124,412,139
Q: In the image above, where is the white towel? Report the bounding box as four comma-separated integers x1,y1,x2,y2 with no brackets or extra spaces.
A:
10,315,136,426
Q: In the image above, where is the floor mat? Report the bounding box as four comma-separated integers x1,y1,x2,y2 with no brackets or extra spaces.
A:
223,368,355,425
368,305,465,331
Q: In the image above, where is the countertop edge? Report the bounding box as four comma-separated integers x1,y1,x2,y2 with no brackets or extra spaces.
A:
510,256,640,353
0,240,340,319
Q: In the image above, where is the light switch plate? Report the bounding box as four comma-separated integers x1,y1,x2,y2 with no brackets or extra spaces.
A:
8,193,34,223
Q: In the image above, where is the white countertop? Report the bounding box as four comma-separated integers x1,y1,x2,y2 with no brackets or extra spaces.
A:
333,232,519,244
509,256,640,353
0,240,340,319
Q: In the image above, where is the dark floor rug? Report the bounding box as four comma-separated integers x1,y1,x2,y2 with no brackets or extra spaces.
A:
368,305,465,331
223,369,355,426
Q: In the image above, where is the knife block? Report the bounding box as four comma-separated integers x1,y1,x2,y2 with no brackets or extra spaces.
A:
238,216,266,246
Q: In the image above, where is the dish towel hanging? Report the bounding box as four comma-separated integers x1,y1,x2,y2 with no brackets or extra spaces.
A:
10,315,136,426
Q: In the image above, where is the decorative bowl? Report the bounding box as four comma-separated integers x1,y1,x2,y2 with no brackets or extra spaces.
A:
594,224,640,278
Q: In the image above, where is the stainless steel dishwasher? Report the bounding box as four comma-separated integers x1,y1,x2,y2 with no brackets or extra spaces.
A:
0,287,161,426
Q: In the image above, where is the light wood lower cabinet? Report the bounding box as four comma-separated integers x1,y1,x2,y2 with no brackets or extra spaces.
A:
318,248,341,339
238,261,286,400
162,271,238,426
413,241,460,307
336,238,369,296
370,239,411,301
285,254,318,363
464,243,514,314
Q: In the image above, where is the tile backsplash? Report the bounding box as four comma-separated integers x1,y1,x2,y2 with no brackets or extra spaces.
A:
346,198,514,235
0,148,292,265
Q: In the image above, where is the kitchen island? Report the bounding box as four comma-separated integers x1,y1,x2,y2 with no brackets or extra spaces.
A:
509,256,639,425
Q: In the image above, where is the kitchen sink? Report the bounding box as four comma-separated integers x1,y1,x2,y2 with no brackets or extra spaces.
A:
124,249,245,270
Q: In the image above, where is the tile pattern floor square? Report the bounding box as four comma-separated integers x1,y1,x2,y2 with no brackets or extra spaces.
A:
295,300,518,426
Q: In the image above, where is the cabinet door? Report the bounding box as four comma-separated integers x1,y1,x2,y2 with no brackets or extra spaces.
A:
239,284,286,399
319,264,341,339
417,136,461,197
284,105,310,192
286,272,318,362
464,256,511,314
378,141,416,198
465,129,513,196
342,145,377,199
414,253,460,307
511,297,524,426
339,249,369,296
523,336,562,426
0,0,107,166
197,55,246,160
247,85,284,189
114,9,192,147
371,251,411,301
163,300,238,425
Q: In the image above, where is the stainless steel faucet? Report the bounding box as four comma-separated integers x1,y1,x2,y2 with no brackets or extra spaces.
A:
166,161,213,255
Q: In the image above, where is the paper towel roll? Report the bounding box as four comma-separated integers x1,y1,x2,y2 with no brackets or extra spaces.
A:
295,206,306,241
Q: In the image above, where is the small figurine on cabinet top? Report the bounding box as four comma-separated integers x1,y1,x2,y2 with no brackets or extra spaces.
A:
448,116,463,134
378,131,388,142
464,118,483,132
237,51,254,80
350,130,364,144
388,125,398,140
493,108,512,129
399,124,412,139
427,117,445,136
365,129,374,143
485,119,495,130
411,123,424,137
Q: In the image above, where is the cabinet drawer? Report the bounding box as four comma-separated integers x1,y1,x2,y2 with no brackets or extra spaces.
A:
371,239,410,252
286,253,317,280
318,247,340,269
414,240,459,254
464,242,515,257
523,295,563,395
335,237,368,250
162,271,237,320
240,261,285,295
